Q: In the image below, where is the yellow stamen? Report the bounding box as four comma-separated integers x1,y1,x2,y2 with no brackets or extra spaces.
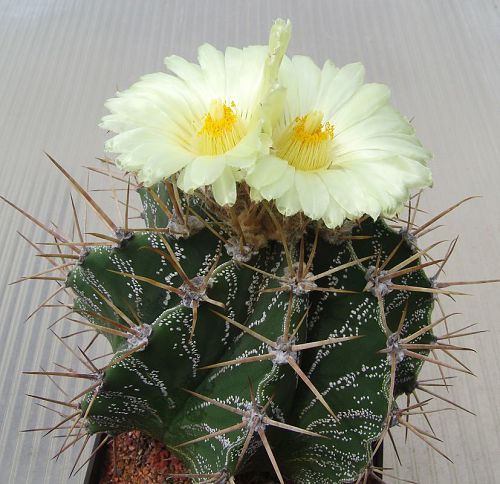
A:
194,100,246,156
275,111,334,171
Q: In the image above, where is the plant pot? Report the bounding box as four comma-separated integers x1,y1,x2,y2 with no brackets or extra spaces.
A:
84,432,383,483
83,434,107,484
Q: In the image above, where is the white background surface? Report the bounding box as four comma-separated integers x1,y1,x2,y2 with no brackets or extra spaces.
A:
0,1,499,482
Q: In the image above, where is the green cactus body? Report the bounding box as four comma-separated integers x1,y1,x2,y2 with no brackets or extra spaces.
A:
63,184,434,483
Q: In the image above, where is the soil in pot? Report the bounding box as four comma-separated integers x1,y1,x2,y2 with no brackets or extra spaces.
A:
99,431,188,483
97,431,285,483
97,431,382,483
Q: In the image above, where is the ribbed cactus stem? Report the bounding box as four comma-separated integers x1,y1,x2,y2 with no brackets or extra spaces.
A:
9,162,482,483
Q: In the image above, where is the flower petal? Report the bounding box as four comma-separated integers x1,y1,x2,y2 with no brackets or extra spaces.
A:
333,134,432,165
275,180,301,217
317,62,365,120
259,164,295,200
198,43,226,97
353,156,432,193
294,171,329,220
164,54,213,105
224,121,270,168
315,60,340,108
245,156,290,189
289,55,322,115
319,168,378,219
332,83,391,134
177,156,227,192
333,105,415,146
322,154,432,220
341,163,401,218
322,195,348,229
212,167,237,206
227,46,268,118
278,55,322,123
105,128,193,185
136,151,193,187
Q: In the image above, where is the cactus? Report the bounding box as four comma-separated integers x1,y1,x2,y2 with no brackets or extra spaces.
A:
7,18,494,484
7,157,491,483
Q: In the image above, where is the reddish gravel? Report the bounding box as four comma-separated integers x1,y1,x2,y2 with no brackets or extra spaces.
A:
97,431,375,483
100,431,188,483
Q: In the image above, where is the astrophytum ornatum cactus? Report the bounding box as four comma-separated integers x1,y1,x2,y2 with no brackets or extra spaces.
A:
7,18,495,484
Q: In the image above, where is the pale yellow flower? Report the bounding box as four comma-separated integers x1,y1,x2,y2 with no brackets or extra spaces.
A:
101,19,291,206
246,56,432,228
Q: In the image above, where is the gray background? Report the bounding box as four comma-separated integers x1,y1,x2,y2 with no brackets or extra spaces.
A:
0,0,499,482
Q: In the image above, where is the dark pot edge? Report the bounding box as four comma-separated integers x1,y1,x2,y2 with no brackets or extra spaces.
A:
83,434,108,484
